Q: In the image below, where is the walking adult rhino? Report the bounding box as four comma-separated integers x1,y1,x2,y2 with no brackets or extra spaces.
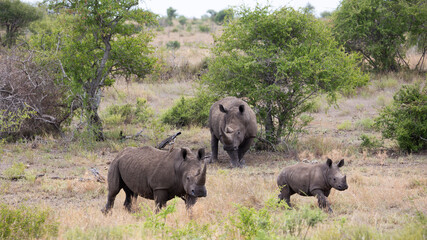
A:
209,97,257,168
102,146,207,214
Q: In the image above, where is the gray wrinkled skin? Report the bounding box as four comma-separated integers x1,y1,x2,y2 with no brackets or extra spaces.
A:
277,158,348,213
102,146,207,214
208,97,257,168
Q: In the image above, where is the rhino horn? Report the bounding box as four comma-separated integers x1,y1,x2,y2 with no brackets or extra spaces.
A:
197,162,207,185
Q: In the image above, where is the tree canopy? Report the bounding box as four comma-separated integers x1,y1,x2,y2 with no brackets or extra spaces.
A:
332,0,427,72
0,0,42,47
30,0,157,140
202,6,368,143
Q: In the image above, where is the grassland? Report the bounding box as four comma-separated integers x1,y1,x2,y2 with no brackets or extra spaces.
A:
0,21,426,239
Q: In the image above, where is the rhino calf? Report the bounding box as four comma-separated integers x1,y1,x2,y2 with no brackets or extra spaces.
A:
277,158,348,213
102,146,207,214
209,97,257,167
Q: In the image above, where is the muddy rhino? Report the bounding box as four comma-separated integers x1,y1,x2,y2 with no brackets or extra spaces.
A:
277,158,348,212
209,97,257,167
102,146,207,214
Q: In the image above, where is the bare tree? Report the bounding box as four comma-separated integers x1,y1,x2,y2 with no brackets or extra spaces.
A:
0,46,73,139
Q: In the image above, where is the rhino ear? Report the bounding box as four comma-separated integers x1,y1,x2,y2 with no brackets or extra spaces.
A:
337,159,345,168
181,148,188,161
197,148,205,161
239,105,245,113
326,158,333,168
219,104,228,113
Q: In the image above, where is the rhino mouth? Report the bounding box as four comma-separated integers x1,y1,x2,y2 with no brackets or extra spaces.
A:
190,186,207,198
337,184,348,191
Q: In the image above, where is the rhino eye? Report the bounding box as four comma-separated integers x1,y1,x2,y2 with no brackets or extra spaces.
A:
333,178,336,181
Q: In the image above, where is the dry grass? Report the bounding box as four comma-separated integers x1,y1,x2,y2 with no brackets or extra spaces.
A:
1,148,425,239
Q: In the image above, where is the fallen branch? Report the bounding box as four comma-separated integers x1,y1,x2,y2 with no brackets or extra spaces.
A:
157,132,181,149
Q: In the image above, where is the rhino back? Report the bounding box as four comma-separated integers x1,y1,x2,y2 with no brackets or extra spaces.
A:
278,163,327,196
115,146,177,199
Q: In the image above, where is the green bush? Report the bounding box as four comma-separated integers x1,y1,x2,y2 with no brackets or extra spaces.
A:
2,162,26,180
166,40,180,50
227,198,326,239
356,118,375,131
0,204,59,239
160,93,217,127
198,25,210,32
103,98,153,125
375,84,427,153
337,120,353,131
359,134,383,150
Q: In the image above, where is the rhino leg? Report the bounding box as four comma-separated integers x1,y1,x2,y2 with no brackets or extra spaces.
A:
278,184,293,208
102,165,122,214
154,189,168,212
313,190,333,213
123,185,137,212
238,138,253,165
210,133,219,163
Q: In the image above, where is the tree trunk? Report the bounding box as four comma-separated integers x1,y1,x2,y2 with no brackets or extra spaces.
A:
86,90,105,141
264,109,277,144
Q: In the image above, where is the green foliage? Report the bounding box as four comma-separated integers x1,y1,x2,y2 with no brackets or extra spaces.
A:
2,162,25,180
230,205,271,239
161,92,217,127
320,11,332,18
227,199,326,239
332,0,427,72
359,134,383,150
203,5,368,144
337,120,353,131
0,0,42,47
214,8,234,25
178,16,187,26
103,98,153,126
198,25,210,32
0,204,59,239
375,84,427,153
64,226,126,240
30,0,157,140
356,118,375,131
315,212,427,240
166,40,181,50
0,105,34,137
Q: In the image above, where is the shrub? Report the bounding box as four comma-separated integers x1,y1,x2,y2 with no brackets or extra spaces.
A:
166,40,180,50
103,98,153,126
0,204,59,239
160,92,217,127
337,120,353,131
375,84,427,153
0,48,71,139
2,162,26,180
227,198,326,239
198,25,210,32
359,134,383,150
356,118,375,131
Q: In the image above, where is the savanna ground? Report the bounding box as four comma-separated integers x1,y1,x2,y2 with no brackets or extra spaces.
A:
1,22,426,239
